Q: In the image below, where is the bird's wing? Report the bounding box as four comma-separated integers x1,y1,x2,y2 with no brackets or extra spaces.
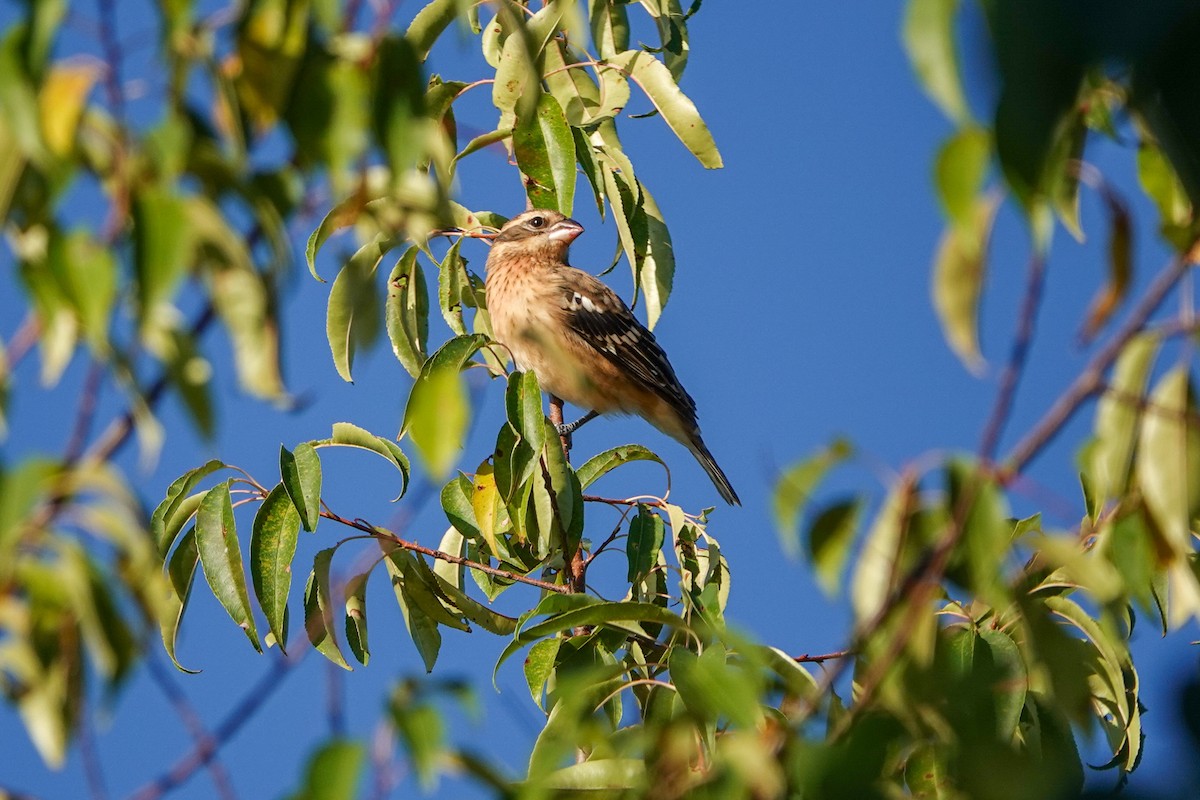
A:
557,269,698,420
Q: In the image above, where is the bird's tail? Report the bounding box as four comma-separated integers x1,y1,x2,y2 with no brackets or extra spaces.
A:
686,435,740,506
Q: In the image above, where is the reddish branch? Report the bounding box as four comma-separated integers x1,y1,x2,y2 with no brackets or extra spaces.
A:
793,650,850,664
979,251,1047,462
125,647,305,800
319,507,571,595
143,656,238,800
1001,251,1193,477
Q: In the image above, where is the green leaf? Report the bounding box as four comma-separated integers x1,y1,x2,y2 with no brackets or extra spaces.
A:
372,36,426,174
773,438,853,558
590,0,630,59
150,459,227,556
635,185,675,329
344,571,370,666
442,472,482,542
513,92,576,214
436,237,471,335
161,527,201,674
288,739,364,800
576,444,667,490
947,460,1010,605
1079,192,1133,343
385,246,430,377
1138,368,1200,624
280,443,322,532
626,505,665,584
608,50,721,168
47,229,116,354
406,0,462,60
506,370,547,452
905,743,955,799
284,43,370,195
1049,109,1087,241
181,195,287,401
851,478,912,625
539,759,647,791
989,4,1086,207
932,194,999,374
250,484,300,652
524,637,561,710
195,481,261,651
400,333,489,479
1136,140,1192,235
431,572,518,635
903,0,970,123
132,187,191,329
451,127,512,172
669,643,762,728
389,691,445,791
316,422,411,500
326,236,391,383
807,497,864,597
306,187,386,281
935,126,991,231
1089,333,1159,503
381,546,443,672
304,549,351,669
492,25,540,128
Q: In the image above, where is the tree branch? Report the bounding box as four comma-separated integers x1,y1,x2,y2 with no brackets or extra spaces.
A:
144,655,239,800
979,251,1047,461
125,646,306,800
320,507,571,595
1001,252,1192,478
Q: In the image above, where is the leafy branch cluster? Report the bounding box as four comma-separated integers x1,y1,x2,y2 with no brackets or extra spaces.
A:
7,0,1200,798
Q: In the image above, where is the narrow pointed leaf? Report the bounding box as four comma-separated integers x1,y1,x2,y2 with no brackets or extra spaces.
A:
326,236,392,382
344,571,370,666
609,51,721,168
305,549,351,669
932,194,999,374
903,0,970,123
385,246,429,377
280,443,322,532
576,444,667,490
250,483,300,651
400,334,488,479
195,481,261,651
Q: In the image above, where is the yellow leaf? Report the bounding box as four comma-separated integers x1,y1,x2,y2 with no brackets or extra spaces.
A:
38,62,100,158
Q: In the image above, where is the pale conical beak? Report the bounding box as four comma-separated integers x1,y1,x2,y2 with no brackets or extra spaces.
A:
547,218,584,243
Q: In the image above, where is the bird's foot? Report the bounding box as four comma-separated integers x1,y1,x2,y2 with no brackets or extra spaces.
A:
555,410,599,438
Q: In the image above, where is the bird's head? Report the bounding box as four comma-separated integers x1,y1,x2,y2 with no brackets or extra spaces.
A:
489,210,584,263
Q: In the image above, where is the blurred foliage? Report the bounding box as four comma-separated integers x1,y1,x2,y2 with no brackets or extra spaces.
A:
5,0,1200,797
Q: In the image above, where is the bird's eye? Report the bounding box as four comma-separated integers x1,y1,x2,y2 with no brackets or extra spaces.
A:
528,216,545,228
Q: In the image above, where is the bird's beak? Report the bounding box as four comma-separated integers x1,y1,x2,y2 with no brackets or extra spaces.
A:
547,218,584,243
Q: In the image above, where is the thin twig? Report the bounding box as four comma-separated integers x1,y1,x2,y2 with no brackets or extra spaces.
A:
79,706,110,800
96,0,126,119
5,312,40,367
979,251,1047,461
65,364,107,463
321,508,570,594
792,650,851,664
144,655,239,800
1001,251,1193,477
125,646,306,800
82,305,216,467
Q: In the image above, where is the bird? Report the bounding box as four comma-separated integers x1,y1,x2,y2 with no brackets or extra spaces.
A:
484,208,740,505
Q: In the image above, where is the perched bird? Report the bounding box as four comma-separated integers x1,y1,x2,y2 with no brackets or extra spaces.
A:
484,209,740,505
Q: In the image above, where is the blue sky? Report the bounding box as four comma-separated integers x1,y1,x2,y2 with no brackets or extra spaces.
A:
2,2,1198,797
